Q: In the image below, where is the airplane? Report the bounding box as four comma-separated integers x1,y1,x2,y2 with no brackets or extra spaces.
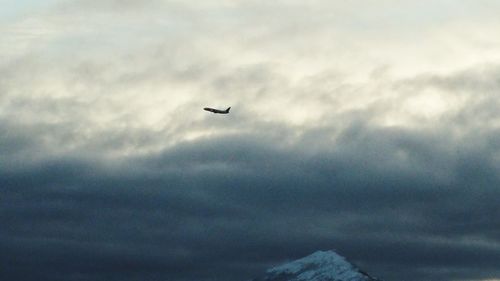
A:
203,106,231,114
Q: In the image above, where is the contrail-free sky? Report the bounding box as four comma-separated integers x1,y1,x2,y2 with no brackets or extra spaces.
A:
2,1,500,281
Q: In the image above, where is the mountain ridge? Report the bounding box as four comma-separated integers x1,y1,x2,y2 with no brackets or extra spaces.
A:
253,250,383,281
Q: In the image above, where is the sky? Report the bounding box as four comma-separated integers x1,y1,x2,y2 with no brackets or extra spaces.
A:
1,1,500,281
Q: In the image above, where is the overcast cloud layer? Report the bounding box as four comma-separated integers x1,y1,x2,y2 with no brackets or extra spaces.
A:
2,1,500,281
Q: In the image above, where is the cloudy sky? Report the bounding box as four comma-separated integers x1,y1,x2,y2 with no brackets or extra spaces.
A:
2,1,500,281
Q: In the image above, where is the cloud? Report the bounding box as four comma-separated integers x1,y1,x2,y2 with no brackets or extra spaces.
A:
2,1,500,281
2,116,500,281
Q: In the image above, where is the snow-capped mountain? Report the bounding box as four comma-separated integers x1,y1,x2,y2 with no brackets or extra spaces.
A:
254,250,383,281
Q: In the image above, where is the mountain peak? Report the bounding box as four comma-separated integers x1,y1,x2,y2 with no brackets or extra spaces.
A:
255,250,382,281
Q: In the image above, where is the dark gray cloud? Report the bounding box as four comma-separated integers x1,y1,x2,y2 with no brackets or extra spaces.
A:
2,111,500,281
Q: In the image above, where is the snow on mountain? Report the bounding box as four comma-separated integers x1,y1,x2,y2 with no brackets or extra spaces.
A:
254,250,383,281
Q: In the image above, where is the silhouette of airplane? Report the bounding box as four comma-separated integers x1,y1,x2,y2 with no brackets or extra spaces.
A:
203,107,231,114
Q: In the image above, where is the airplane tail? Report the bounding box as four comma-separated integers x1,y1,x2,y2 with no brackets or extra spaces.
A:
225,107,231,113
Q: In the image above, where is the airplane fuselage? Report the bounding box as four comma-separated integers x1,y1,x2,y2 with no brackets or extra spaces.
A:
203,107,231,114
